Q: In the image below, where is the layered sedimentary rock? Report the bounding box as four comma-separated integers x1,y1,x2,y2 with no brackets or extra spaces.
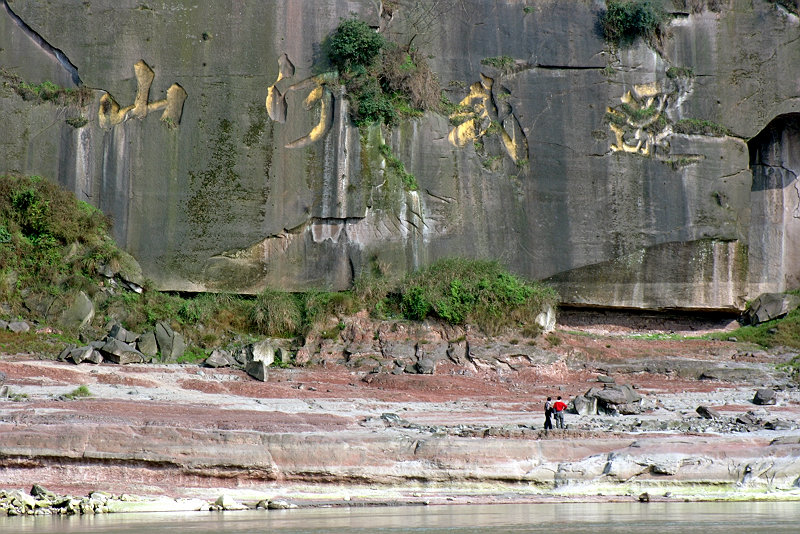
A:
2,0,800,310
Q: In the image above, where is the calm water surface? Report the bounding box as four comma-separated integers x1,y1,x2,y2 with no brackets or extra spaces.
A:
2,501,799,533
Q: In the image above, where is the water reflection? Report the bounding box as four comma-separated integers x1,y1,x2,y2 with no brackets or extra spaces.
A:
3,501,800,533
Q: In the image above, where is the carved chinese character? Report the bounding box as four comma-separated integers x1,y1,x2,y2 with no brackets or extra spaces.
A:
98,60,187,128
606,83,670,157
266,54,333,149
448,74,527,164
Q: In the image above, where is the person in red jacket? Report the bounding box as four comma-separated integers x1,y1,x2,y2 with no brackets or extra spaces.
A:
553,396,568,429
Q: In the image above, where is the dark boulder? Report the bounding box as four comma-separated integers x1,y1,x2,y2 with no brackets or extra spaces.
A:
753,388,777,405
586,384,642,415
696,405,722,420
154,321,186,361
742,293,800,325
204,349,233,368
245,359,269,382
100,338,144,364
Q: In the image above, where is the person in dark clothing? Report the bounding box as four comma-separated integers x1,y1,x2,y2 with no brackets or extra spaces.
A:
553,396,567,429
543,396,553,430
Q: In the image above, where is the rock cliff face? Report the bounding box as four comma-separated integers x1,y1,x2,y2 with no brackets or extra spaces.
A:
2,0,800,310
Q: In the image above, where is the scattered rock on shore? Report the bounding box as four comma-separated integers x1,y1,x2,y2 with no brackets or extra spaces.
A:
753,388,777,405
696,405,722,420
60,322,189,365
582,384,643,415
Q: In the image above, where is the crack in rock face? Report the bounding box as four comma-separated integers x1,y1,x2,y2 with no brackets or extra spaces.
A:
2,0,81,85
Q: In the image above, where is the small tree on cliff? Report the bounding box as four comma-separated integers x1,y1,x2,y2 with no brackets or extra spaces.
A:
325,16,441,126
326,18,386,74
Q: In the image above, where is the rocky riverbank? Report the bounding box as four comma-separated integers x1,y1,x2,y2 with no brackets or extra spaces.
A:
2,312,800,513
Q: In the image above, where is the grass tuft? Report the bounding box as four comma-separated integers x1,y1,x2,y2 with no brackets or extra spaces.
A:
63,385,91,399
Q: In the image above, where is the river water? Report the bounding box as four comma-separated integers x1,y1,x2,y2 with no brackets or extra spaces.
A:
2,501,799,533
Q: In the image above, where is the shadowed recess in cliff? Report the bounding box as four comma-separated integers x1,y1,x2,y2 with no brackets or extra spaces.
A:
2,0,81,85
748,113,800,192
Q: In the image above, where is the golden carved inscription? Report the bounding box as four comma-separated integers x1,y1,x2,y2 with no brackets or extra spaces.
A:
266,54,333,149
447,74,527,164
98,60,187,128
606,83,669,157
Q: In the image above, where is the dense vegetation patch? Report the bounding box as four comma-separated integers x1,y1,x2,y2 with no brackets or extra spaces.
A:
63,385,92,400
600,0,668,47
666,66,694,79
389,258,558,336
379,143,418,191
324,17,441,126
0,174,113,303
480,55,516,74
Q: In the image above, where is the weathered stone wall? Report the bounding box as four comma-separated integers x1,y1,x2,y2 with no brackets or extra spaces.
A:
2,0,800,310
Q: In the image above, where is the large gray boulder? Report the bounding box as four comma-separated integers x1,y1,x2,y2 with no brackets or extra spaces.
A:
572,395,597,416
100,338,144,364
753,389,777,406
58,344,77,361
114,249,146,292
245,360,269,382
416,355,437,375
8,321,30,333
155,321,186,361
742,293,800,325
240,339,293,380
204,349,233,368
59,291,95,330
137,331,159,358
249,339,277,366
108,323,139,344
68,346,103,364
535,305,556,333
236,338,291,368
586,384,643,415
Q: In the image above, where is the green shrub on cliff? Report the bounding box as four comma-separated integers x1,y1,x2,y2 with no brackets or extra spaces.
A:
601,0,668,47
392,258,558,335
346,76,398,126
325,18,441,127
326,18,386,74
379,143,418,191
480,55,515,74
